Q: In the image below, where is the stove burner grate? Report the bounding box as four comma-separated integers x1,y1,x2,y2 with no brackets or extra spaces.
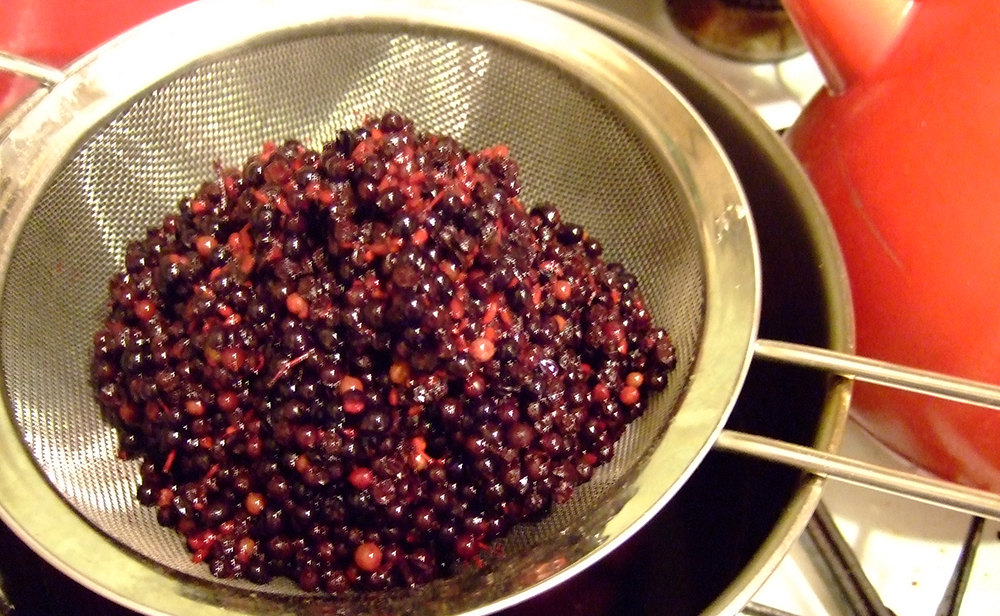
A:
744,503,986,616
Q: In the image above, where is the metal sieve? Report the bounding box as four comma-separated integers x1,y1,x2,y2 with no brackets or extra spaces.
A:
3,2,1000,616
0,1,757,614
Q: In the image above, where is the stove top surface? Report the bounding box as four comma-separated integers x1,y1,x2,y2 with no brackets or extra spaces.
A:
755,421,1000,616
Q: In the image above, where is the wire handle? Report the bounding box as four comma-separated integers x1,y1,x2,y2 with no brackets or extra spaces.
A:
716,430,1000,520
0,52,65,86
755,339,1000,410
0,52,66,144
744,340,1000,518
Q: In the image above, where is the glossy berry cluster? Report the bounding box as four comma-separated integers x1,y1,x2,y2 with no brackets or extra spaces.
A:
91,113,676,592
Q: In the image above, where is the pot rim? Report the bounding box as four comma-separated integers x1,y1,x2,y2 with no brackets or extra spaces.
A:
532,2,854,614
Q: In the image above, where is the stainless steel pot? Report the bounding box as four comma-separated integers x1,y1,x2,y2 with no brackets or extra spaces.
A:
0,13,849,608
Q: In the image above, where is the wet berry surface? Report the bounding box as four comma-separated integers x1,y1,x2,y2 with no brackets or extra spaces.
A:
90,113,676,592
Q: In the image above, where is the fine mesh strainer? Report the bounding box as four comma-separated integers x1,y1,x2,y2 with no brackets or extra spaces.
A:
3,2,1000,616
0,1,757,614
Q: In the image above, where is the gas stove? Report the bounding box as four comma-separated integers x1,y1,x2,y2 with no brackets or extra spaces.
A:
0,2,997,616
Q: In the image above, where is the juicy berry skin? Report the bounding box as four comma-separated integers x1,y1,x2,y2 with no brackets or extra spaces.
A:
91,112,676,593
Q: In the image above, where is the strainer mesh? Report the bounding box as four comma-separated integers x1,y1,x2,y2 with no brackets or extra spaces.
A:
1,25,704,603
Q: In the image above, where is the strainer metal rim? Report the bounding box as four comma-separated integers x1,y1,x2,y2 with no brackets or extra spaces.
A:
0,1,760,614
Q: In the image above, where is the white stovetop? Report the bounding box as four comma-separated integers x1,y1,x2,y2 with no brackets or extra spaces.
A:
752,419,1000,616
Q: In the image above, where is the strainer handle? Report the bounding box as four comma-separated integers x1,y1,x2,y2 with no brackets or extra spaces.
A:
0,51,65,86
754,338,1000,410
715,430,1000,520
744,338,1000,519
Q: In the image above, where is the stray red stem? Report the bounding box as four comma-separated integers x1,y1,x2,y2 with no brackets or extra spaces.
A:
267,349,316,388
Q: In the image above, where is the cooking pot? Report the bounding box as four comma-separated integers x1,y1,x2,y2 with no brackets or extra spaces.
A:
0,4,851,615
782,0,1000,492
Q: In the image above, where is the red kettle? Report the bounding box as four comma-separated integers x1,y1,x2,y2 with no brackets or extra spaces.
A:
784,0,1000,491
